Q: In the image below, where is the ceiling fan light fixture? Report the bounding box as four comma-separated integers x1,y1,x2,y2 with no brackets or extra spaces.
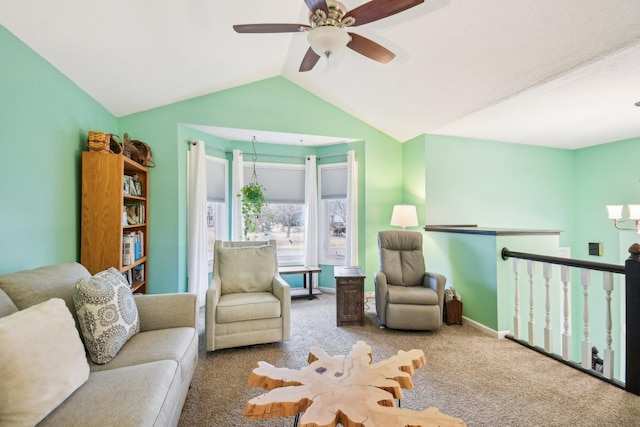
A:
307,26,350,59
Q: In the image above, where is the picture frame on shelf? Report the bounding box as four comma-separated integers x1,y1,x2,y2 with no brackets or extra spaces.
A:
123,176,131,195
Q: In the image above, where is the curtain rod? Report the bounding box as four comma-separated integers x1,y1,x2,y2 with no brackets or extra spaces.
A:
187,140,350,161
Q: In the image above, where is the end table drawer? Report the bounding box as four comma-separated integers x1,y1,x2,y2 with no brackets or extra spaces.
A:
337,277,361,286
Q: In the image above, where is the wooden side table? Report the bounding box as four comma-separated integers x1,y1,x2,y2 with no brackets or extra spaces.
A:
334,266,365,326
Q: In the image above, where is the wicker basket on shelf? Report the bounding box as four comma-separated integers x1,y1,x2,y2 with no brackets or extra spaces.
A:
87,131,122,154
131,140,155,167
87,131,110,153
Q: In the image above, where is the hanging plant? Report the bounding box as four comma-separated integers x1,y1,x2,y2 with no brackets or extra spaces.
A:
237,137,267,240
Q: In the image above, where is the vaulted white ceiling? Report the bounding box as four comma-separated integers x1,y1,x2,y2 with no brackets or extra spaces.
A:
2,0,640,149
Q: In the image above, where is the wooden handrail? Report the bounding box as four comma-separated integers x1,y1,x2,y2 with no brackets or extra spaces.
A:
501,247,624,274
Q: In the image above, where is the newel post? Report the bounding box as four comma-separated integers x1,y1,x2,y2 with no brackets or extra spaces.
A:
625,243,640,395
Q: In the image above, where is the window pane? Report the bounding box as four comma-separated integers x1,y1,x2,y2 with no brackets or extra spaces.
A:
247,202,305,265
323,198,346,263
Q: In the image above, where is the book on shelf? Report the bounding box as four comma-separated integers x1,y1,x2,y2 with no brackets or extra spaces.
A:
124,203,145,225
123,231,144,263
132,264,145,283
122,233,134,265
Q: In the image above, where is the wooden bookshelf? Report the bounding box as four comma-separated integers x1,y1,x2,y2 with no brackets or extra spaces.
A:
81,151,149,293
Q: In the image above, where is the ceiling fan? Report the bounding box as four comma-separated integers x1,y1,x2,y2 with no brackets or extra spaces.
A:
233,0,424,72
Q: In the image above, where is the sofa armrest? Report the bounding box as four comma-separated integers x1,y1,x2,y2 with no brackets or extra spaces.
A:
424,272,446,312
272,276,291,340
205,277,222,351
134,293,197,332
374,271,389,324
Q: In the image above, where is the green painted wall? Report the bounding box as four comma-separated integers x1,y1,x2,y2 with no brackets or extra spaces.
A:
423,134,575,246
402,134,427,223
117,77,400,293
0,25,116,274
573,137,640,264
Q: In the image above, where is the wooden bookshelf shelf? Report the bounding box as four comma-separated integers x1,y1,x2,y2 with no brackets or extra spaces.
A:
81,151,149,293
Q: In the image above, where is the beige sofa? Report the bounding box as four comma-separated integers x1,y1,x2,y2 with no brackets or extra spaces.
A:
0,262,198,427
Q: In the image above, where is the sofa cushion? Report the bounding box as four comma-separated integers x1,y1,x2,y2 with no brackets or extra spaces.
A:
387,284,439,305
379,231,426,287
89,327,198,385
0,262,90,326
219,245,276,294
0,298,90,426
216,292,282,323
40,360,181,427
74,267,140,364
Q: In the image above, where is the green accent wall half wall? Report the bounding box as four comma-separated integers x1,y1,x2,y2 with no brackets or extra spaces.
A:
0,25,117,273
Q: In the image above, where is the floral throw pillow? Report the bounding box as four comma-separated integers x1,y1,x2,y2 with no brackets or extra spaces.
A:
74,267,140,364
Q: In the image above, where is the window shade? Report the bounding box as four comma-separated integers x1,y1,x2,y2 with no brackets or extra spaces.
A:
320,164,347,199
243,164,305,203
206,158,227,202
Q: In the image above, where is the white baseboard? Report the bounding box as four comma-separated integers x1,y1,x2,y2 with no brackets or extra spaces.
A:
318,287,335,294
462,316,510,339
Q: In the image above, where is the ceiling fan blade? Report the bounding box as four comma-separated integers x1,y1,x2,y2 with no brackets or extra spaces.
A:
233,23,310,33
299,47,321,72
343,0,424,27
304,0,328,14
347,33,395,63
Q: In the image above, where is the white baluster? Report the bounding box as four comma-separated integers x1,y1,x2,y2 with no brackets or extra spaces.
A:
528,260,536,346
603,272,614,379
561,265,572,361
513,258,521,340
580,269,591,370
544,263,553,353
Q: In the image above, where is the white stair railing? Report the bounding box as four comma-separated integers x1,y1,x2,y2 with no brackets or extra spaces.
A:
501,247,627,390
543,263,553,353
581,269,591,370
561,264,571,361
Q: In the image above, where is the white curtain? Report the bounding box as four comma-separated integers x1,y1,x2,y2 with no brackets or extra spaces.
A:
346,150,358,266
304,155,318,287
187,140,209,307
231,149,244,241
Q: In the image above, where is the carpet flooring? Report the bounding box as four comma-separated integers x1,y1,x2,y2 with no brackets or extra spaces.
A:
178,293,640,426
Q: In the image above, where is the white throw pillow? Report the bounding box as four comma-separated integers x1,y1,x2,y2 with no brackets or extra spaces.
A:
74,267,140,364
0,298,90,426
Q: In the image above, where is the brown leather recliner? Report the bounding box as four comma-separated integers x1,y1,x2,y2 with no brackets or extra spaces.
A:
374,230,446,330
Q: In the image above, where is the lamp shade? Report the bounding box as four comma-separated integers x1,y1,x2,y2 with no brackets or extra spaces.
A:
307,26,350,58
629,205,640,220
606,205,624,220
390,205,419,229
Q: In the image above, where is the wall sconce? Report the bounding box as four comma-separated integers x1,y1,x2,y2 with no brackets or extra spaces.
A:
390,205,419,230
606,205,640,232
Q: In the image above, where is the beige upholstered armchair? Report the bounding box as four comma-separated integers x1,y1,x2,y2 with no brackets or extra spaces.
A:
205,240,291,351
374,230,446,330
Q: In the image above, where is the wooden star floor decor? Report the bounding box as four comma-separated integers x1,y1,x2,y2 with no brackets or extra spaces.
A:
244,340,466,427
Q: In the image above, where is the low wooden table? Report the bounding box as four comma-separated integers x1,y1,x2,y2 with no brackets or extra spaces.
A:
279,266,322,300
244,341,466,427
